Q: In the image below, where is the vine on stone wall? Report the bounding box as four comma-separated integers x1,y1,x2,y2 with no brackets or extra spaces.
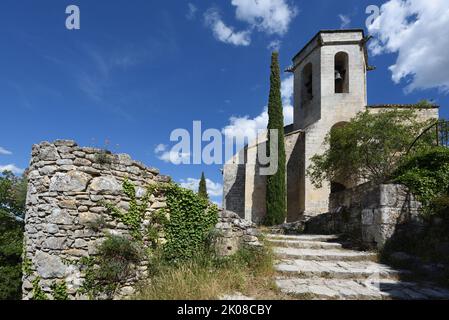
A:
101,178,154,240
160,183,219,261
80,180,218,299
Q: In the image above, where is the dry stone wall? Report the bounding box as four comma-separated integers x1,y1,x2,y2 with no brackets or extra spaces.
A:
305,183,422,249
214,210,261,256
23,140,171,300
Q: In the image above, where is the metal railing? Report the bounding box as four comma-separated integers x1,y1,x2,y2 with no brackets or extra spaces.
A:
407,120,449,154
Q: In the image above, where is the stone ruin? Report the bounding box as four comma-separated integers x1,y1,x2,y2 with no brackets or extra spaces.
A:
22,140,259,300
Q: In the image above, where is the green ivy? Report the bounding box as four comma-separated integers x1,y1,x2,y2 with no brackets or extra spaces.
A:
22,257,32,277
51,281,69,300
101,178,154,240
160,183,219,262
31,277,48,300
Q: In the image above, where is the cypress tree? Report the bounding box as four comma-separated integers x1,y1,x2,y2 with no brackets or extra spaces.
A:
198,172,209,200
265,52,287,226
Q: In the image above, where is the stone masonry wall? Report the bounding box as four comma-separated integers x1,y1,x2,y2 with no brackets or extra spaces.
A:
305,183,422,249
23,140,171,300
214,210,261,256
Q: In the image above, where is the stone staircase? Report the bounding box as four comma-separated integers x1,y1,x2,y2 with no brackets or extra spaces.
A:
267,233,449,300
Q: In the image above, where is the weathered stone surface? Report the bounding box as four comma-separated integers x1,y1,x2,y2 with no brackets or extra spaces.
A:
50,171,91,192
46,224,59,234
79,212,98,225
44,237,67,250
35,251,66,279
151,201,166,209
38,144,60,161
89,176,122,194
48,208,73,225
24,140,168,300
271,233,449,300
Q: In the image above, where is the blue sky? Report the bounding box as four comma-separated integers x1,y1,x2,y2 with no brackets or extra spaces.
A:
1,0,448,205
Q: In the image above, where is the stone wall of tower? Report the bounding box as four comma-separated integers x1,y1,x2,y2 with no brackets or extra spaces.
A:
223,130,303,224
23,140,171,300
294,31,367,217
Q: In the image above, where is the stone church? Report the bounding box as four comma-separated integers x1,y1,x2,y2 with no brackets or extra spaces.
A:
223,29,438,224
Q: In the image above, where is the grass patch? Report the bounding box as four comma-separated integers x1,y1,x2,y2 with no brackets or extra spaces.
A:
135,242,287,300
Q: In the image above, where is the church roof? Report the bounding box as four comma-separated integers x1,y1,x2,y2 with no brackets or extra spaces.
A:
367,104,439,109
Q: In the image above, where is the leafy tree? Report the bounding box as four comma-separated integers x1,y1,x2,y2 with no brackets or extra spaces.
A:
265,52,287,226
0,171,27,300
198,172,209,200
393,146,449,215
307,109,434,189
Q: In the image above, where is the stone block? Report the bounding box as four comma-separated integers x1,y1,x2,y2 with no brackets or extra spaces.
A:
89,176,122,195
35,251,67,279
361,209,374,225
50,171,91,192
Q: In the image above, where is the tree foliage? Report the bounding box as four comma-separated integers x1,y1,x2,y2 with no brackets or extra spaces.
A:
198,172,209,200
0,171,27,300
393,146,449,215
265,52,287,226
307,109,434,189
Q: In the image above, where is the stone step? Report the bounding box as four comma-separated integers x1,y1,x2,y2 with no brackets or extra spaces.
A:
267,239,343,249
275,259,408,280
273,247,378,262
266,234,340,242
275,277,449,300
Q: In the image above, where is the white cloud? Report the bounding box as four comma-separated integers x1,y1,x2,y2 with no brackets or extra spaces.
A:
281,74,294,103
222,75,294,143
267,40,281,51
0,164,24,175
338,14,351,29
179,177,223,197
0,147,12,155
204,9,251,46
186,3,198,20
204,1,297,47
154,144,191,164
368,0,449,93
154,144,167,154
231,0,298,35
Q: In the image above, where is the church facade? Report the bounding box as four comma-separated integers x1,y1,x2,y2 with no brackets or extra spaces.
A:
223,29,439,224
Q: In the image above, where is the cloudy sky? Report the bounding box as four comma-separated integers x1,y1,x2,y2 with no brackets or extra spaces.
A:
1,0,448,205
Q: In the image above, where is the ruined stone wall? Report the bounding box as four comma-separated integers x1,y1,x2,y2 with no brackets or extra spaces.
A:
23,140,170,300
214,210,261,256
305,183,422,249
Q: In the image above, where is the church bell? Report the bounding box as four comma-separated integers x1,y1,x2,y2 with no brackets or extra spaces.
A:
335,70,343,81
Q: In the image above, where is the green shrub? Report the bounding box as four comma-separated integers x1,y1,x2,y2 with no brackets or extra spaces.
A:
94,149,113,165
393,146,449,214
80,234,141,299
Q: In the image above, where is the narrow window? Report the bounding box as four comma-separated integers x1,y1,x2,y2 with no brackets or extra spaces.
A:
302,63,313,105
335,52,349,93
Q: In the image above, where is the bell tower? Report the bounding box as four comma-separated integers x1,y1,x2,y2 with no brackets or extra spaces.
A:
290,29,369,217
